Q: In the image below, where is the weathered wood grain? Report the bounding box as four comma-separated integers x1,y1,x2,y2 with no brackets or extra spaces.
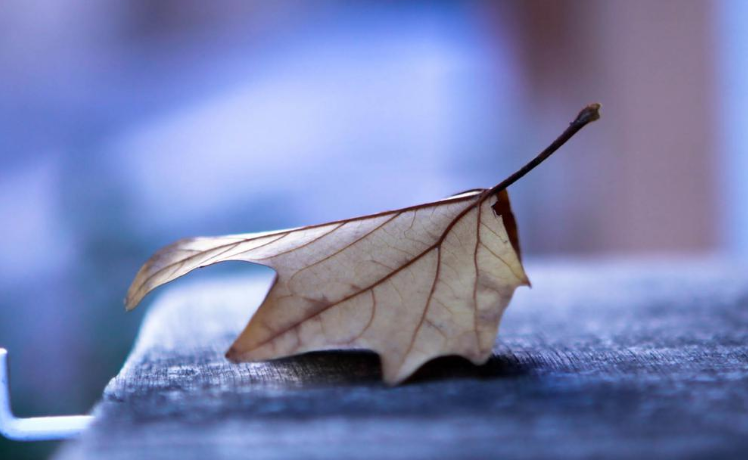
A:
57,259,748,459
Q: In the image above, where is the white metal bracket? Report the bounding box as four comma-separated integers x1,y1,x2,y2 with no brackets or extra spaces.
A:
0,348,92,441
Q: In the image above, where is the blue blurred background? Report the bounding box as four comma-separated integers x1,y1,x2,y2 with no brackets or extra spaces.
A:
1,1,746,458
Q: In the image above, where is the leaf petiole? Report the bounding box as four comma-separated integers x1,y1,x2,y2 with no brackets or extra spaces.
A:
487,103,601,197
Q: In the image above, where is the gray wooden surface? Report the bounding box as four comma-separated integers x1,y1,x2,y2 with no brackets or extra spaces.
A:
57,259,748,460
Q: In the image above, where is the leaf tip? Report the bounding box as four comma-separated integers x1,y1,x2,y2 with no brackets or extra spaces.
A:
224,346,242,363
124,288,142,312
380,371,404,387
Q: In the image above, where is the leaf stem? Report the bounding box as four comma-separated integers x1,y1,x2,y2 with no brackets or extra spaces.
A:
487,103,601,196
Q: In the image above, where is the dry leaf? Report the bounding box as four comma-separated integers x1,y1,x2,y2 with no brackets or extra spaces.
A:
125,104,600,384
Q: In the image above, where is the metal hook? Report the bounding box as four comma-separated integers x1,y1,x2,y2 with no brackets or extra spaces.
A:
0,348,92,441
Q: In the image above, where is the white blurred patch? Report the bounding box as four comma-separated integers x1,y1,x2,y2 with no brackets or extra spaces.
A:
110,12,518,233
0,155,76,283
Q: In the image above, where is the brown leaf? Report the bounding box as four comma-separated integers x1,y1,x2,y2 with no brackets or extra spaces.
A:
125,103,600,384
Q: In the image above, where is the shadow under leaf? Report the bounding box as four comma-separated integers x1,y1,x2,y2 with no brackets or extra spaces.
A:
265,349,532,387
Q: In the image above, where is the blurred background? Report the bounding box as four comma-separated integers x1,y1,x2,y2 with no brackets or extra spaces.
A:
1,1,746,458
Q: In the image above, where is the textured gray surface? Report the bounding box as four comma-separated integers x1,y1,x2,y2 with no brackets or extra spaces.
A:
57,259,748,460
